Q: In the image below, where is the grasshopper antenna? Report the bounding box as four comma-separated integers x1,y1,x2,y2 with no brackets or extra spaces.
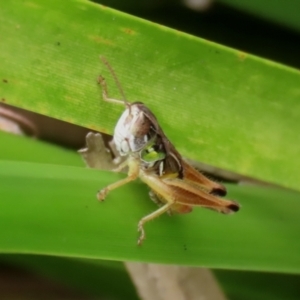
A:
99,56,130,109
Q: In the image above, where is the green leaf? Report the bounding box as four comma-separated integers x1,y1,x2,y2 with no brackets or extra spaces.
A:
215,269,300,300
0,159,299,274
1,125,297,275
1,0,300,192
0,131,83,166
1,254,138,300
218,0,300,32
3,253,300,300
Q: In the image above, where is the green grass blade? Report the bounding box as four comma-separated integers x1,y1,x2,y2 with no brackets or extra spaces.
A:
4,254,300,300
218,0,300,31
1,254,138,300
0,160,299,273
215,269,300,300
0,131,83,166
1,0,300,191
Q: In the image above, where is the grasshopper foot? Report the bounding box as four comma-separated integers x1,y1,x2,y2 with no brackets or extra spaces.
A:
137,222,145,246
97,188,108,201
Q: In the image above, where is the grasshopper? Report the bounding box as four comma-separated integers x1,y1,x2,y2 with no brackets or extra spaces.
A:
97,57,240,245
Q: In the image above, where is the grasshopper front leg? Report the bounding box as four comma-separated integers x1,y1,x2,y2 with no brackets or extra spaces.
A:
98,75,125,106
97,157,140,201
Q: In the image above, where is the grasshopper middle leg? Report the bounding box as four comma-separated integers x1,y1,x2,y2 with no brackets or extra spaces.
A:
137,202,174,245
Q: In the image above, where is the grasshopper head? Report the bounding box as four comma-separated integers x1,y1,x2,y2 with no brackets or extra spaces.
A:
114,102,157,156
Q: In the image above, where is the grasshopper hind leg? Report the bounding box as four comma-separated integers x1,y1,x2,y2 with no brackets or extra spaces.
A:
148,190,192,215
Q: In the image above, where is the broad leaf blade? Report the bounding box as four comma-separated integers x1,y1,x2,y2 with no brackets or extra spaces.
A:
0,160,299,274
1,254,138,300
218,0,300,32
215,269,300,300
0,0,300,191
0,131,83,166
